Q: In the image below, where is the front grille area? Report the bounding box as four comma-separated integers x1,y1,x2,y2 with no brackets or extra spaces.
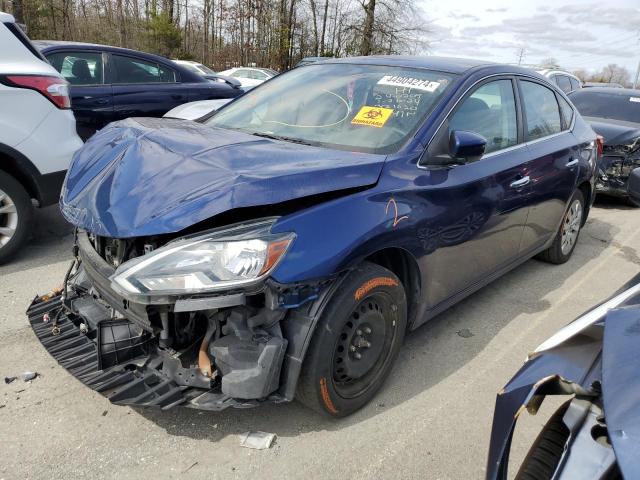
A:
87,234,169,268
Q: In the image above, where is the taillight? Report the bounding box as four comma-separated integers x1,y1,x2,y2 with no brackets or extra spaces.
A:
4,75,71,109
596,135,604,157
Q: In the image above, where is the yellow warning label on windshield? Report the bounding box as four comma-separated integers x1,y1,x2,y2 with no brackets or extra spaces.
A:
351,106,394,128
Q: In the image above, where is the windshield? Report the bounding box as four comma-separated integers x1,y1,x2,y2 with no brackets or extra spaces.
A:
180,62,216,76
196,63,216,75
206,63,456,154
569,90,640,124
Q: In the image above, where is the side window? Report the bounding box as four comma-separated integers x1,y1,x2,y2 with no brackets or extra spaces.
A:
46,51,103,85
448,79,518,155
569,77,581,91
520,81,562,141
556,75,572,94
233,69,251,79
557,95,574,130
112,55,176,84
253,71,268,80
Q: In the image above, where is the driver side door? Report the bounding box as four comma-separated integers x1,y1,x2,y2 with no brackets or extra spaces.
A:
415,77,532,309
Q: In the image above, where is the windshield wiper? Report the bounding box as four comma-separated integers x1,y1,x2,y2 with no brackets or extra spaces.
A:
250,132,317,146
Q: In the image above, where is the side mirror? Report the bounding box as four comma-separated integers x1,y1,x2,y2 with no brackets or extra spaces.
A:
449,130,487,162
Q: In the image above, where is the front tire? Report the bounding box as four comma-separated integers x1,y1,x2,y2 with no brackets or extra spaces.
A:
538,189,584,265
297,262,407,417
0,171,33,264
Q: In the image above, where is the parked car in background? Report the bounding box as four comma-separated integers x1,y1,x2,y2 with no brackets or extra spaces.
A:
172,59,217,77
172,59,243,90
584,81,624,88
569,87,640,204
487,273,640,480
29,57,597,418
538,69,582,94
295,56,327,68
34,41,243,140
0,13,82,262
217,66,278,88
163,98,234,121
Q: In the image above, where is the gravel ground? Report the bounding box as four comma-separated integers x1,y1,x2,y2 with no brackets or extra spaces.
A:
0,200,638,480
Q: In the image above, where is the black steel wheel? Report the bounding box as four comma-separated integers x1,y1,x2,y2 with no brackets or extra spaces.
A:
297,261,407,417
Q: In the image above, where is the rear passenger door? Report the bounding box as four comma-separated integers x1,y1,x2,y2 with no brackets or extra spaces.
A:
45,50,113,140
517,79,579,254
109,54,188,121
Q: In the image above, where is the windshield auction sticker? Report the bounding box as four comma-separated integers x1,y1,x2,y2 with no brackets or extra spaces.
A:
351,106,394,128
377,75,440,92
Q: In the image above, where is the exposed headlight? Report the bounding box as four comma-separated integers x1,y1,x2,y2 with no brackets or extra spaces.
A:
110,218,293,298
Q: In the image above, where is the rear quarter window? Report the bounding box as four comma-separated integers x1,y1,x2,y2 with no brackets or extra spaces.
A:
557,95,574,130
569,77,581,91
556,75,572,94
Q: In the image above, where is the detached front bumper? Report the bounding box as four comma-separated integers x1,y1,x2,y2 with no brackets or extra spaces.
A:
27,230,335,412
27,294,268,411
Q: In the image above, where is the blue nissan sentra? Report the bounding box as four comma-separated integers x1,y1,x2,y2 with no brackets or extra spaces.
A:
28,56,598,417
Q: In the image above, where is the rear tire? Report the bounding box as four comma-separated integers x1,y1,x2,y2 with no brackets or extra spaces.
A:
537,189,584,264
516,402,571,480
296,262,407,417
0,171,33,264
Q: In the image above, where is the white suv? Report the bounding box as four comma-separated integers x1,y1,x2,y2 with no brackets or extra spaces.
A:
0,12,82,262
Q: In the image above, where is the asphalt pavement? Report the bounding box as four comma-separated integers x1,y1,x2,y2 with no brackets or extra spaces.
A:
0,200,638,479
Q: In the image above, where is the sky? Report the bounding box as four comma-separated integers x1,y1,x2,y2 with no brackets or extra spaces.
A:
418,0,640,75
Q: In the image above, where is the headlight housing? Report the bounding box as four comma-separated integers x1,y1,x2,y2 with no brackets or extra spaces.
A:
110,218,294,299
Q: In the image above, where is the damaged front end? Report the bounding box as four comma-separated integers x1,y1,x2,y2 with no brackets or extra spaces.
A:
486,274,640,479
27,221,332,411
596,152,640,199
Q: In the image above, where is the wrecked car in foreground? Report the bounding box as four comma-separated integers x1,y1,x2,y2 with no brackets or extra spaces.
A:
486,273,640,479
28,57,598,417
569,87,640,205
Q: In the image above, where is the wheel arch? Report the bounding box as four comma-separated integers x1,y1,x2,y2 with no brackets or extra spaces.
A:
0,143,43,204
365,247,421,329
577,180,591,226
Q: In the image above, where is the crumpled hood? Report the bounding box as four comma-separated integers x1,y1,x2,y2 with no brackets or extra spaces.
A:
61,117,385,237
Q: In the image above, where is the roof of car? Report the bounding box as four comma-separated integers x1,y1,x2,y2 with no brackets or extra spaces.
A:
33,40,173,62
313,55,524,74
0,11,15,22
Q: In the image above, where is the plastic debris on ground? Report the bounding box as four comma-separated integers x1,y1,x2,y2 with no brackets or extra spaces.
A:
21,372,38,381
239,431,277,450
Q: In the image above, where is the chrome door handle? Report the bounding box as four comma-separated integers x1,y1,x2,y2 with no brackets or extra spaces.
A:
566,159,579,167
510,176,530,188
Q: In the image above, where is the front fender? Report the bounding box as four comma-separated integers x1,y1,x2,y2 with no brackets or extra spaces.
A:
271,186,423,284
